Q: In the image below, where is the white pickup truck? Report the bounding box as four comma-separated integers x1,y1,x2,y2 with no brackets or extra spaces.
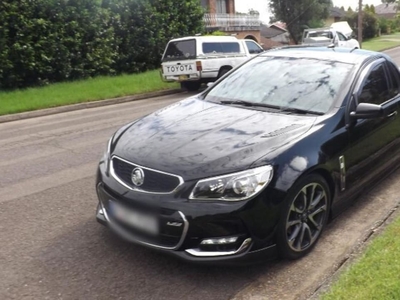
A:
301,22,360,49
161,36,264,91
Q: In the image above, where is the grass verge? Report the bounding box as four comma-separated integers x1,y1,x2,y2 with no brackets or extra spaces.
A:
321,214,400,300
0,70,179,116
362,33,400,52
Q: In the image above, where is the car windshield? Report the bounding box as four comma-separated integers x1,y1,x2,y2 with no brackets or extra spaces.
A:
204,56,354,114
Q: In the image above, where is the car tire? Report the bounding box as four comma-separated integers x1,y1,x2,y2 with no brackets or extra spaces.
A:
276,174,330,260
181,81,201,92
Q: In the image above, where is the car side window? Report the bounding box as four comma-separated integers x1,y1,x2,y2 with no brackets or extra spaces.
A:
386,62,400,98
337,32,347,41
202,42,240,54
358,64,390,105
245,41,263,54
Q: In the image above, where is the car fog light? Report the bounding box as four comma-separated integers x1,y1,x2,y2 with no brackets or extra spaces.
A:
200,236,238,245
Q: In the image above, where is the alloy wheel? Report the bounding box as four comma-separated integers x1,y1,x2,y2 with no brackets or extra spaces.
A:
285,182,328,252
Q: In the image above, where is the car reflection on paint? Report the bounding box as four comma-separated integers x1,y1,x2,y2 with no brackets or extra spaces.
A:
95,46,400,264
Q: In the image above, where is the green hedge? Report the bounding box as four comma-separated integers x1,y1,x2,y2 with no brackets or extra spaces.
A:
0,0,204,89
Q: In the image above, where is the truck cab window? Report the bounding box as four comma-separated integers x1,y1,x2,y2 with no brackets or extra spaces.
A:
338,32,347,41
245,41,263,54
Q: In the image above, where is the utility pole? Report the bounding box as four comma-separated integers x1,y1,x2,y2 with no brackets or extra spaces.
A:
358,0,363,48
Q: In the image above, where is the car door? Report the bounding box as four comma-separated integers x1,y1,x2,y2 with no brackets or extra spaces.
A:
343,59,400,197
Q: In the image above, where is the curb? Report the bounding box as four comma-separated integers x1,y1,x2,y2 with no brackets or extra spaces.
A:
0,88,183,124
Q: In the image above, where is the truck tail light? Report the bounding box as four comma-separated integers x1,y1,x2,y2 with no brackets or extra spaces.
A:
196,61,202,71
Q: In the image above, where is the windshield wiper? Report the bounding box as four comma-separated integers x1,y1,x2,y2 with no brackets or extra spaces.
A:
279,107,324,116
219,100,324,115
219,100,281,110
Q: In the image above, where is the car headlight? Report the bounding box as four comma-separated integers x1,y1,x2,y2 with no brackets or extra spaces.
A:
189,165,273,201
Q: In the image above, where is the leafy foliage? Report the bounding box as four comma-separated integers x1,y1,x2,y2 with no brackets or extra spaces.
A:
0,0,204,89
0,0,116,89
341,12,379,39
269,0,333,44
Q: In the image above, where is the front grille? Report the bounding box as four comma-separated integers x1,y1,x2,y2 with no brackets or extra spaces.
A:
111,156,182,193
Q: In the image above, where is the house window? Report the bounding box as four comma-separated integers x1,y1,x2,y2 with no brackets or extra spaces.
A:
216,0,227,13
201,0,208,9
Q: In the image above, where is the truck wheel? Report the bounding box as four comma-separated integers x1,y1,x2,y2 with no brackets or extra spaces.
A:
181,81,201,92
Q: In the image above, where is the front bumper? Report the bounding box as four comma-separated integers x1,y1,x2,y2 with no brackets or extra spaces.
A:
96,202,276,265
95,166,280,264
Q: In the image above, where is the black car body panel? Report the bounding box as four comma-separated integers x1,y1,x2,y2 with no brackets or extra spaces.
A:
113,98,317,180
95,47,400,263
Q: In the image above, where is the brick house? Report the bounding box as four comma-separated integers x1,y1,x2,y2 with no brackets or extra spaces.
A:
201,0,261,42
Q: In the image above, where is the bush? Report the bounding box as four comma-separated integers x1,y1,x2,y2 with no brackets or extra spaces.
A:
0,0,204,89
341,11,379,40
379,17,390,34
104,0,204,74
0,0,116,89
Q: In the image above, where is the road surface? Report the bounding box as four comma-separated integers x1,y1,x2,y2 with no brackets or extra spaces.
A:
1,48,400,300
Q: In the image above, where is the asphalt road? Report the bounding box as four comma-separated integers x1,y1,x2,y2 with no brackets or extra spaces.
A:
2,48,400,300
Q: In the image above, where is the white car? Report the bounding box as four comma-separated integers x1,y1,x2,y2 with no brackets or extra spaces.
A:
302,22,360,49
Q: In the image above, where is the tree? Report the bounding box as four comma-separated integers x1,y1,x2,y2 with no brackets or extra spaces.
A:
269,0,333,44
347,6,353,13
341,11,379,39
370,5,376,14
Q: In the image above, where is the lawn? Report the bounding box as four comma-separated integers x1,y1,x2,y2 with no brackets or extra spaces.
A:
321,215,400,300
0,70,179,116
362,32,400,52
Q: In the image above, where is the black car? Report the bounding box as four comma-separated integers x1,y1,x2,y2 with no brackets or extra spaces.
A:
96,46,400,264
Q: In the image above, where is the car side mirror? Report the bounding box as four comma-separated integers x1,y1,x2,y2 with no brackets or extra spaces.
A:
350,103,383,119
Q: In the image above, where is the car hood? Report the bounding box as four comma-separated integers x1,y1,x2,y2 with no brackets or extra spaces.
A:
113,98,317,180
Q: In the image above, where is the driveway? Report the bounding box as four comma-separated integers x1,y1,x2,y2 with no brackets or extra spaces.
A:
1,48,400,300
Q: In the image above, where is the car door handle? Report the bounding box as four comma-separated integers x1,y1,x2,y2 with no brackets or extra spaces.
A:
387,111,398,118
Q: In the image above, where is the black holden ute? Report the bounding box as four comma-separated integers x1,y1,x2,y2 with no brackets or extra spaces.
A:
96,46,400,264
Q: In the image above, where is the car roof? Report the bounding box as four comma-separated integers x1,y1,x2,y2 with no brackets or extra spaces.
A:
169,36,239,43
261,46,385,65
